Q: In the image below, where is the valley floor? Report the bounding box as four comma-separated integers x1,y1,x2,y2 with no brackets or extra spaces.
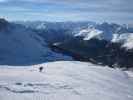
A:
0,61,133,100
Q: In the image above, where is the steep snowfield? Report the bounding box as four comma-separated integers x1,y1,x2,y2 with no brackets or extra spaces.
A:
0,24,72,65
0,61,133,100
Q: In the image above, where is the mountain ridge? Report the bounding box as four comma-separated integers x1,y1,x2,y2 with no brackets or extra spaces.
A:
0,19,72,65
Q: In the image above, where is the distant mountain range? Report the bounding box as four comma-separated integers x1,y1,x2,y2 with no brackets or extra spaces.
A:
74,23,133,49
1,19,133,69
17,21,133,50
19,21,133,69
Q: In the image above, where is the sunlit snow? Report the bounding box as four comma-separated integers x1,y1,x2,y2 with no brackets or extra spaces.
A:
0,61,133,100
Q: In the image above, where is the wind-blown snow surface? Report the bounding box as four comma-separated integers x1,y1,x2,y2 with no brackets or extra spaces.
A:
0,61,133,100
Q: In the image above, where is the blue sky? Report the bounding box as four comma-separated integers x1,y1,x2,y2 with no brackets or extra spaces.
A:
0,0,133,24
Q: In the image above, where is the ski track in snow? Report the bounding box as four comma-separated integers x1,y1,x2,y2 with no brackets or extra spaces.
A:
0,61,133,100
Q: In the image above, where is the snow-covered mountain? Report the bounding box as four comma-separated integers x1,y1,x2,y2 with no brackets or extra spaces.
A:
13,20,133,68
112,33,133,49
74,27,108,41
0,18,72,65
0,61,133,100
74,24,133,49
0,19,133,100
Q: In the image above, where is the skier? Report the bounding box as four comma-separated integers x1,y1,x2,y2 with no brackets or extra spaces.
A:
39,66,43,72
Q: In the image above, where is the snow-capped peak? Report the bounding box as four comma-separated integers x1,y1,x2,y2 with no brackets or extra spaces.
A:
36,22,46,30
112,33,133,49
75,27,103,40
74,24,133,49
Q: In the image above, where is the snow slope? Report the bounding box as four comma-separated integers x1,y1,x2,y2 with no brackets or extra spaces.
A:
0,61,133,100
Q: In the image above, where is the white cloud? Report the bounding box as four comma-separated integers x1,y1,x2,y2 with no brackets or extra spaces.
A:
0,0,133,23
